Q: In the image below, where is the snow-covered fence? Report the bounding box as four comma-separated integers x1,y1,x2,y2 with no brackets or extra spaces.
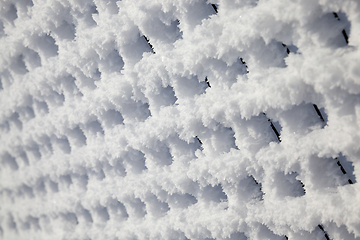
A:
0,0,359,239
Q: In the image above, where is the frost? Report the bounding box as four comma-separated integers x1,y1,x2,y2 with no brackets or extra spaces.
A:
1,0,360,239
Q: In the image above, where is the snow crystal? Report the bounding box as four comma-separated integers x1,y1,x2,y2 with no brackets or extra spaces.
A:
1,0,360,239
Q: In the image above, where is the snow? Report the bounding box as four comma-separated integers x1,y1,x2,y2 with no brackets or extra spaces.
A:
0,0,360,239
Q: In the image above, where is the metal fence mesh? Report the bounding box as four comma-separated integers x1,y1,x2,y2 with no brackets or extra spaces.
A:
0,0,359,239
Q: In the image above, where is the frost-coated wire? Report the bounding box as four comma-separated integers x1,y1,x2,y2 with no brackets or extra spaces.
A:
0,0,359,239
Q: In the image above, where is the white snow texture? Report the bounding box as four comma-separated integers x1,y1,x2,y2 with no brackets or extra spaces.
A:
0,0,360,239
